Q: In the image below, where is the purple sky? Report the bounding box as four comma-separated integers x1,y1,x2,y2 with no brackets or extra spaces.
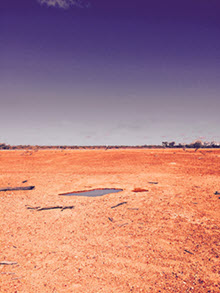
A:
0,0,220,145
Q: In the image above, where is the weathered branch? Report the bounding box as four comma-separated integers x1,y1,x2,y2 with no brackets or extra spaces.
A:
0,261,17,265
0,186,35,192
111,202,127,209
26,205,74,211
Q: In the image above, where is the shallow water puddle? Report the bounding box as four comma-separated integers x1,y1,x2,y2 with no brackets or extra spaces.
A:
59,188,123,197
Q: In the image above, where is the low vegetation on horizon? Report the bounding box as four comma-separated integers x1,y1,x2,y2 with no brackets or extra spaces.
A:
0,141,219,150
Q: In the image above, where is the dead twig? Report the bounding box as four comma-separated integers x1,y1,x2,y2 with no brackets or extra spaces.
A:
26,205,74,211
117,223,128,227
111,202,127,209
0,261,17,265
11,277,23,280
128,208,139,210
0,186,35,192
26,206,40,209
184,249,194,255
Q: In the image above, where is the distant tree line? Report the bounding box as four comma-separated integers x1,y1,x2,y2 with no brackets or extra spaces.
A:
0,141,219,150
162,140,220,149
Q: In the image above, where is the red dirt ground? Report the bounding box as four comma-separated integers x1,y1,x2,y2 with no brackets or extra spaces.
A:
0,149,219,292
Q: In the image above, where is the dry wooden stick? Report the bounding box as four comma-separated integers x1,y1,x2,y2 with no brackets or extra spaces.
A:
128,208,139,210
0,261,17,265
11,277,23,280
117,223,128,227
111,202,127,209
0,186,35,192
26,205,74,211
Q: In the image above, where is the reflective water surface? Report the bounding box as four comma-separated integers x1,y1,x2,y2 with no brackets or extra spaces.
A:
59,188,123,197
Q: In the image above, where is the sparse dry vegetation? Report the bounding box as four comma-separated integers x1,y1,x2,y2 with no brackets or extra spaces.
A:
0,141,219,150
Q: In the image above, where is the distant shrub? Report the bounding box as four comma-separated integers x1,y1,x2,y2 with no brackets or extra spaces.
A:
190,140,203,149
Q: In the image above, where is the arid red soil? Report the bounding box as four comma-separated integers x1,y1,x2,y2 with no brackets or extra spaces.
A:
0,149,219,292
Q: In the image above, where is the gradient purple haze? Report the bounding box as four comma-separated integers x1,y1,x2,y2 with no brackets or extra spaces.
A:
0,0,220,145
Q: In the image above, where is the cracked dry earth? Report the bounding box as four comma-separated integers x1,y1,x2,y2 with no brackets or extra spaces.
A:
0,149,219,292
